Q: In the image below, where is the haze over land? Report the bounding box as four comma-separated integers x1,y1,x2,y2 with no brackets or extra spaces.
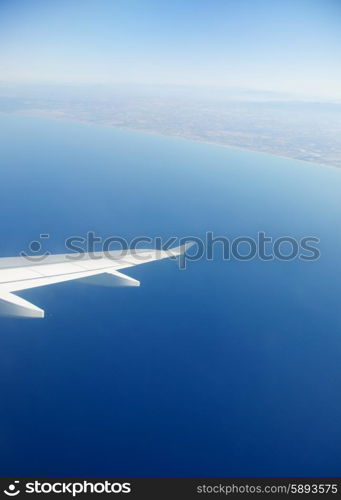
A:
1,0,340,168
1,83,340,168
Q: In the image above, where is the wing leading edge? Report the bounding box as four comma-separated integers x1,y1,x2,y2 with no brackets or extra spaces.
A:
0,243,191,318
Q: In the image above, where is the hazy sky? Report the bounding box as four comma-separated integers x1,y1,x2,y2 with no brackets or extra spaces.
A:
0,0,340,99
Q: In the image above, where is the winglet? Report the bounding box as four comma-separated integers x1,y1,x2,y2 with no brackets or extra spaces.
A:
165,241,196,258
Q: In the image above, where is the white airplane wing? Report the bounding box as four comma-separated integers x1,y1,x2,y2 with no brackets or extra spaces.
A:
0,243,191,318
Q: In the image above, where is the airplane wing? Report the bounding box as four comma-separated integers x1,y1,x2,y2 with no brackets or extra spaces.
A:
0,243,191,318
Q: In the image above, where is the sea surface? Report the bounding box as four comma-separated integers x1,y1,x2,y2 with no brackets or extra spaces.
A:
0,113,340,476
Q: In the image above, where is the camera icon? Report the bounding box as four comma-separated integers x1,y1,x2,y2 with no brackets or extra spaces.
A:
4,480,20,496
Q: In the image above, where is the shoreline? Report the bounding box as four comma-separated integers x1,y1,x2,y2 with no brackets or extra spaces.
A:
2,109,340,171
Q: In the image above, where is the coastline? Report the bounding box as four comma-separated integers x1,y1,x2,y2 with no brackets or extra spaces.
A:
2,109,339,171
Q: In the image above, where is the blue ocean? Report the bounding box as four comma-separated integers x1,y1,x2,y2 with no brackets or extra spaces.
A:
0,114,340,477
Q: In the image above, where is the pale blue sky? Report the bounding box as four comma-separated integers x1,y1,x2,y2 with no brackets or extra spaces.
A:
0,0,340,98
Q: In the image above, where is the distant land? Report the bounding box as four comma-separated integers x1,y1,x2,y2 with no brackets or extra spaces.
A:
1,83,340,168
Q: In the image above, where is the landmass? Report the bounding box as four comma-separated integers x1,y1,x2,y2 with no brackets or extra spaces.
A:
0,83,340,168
